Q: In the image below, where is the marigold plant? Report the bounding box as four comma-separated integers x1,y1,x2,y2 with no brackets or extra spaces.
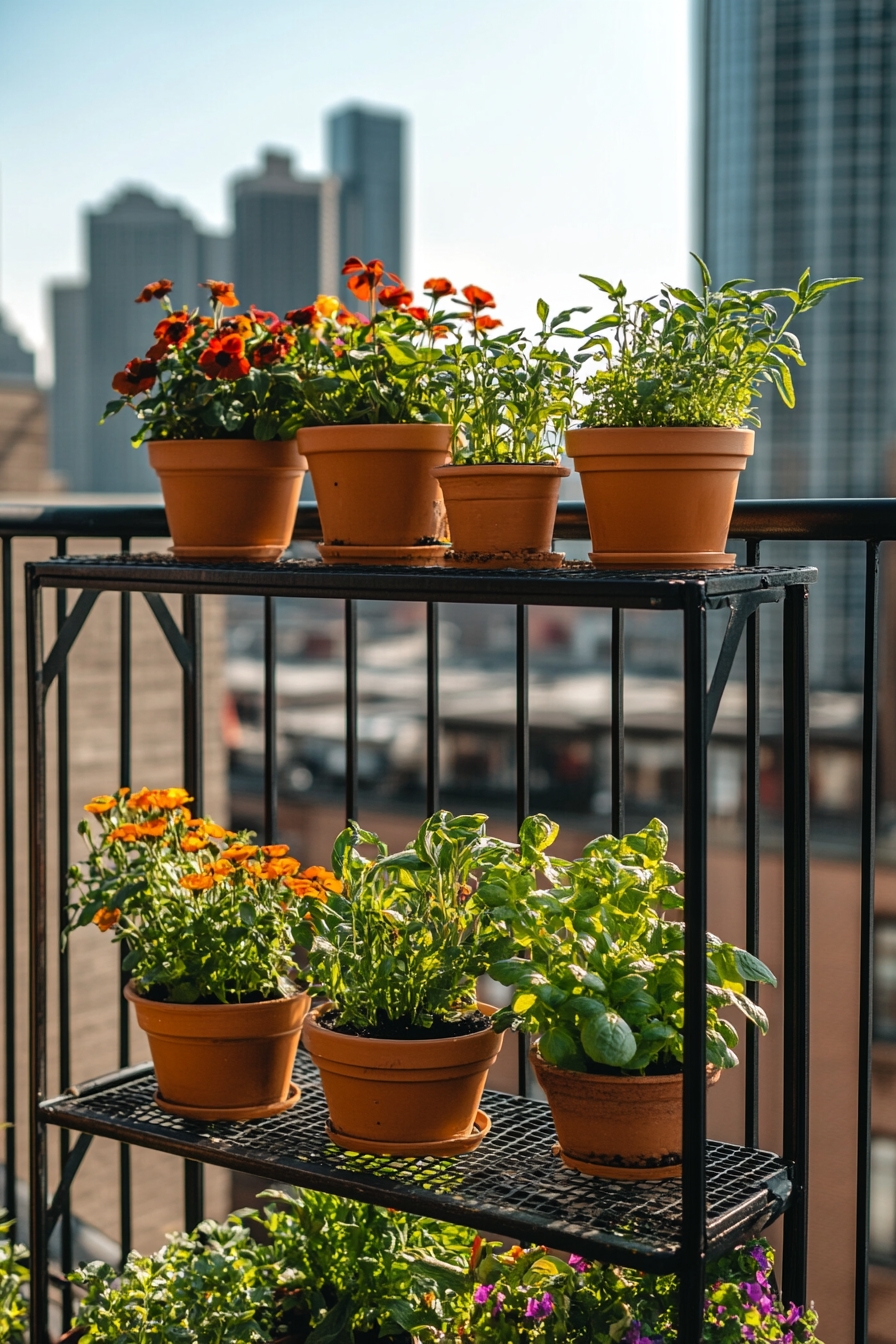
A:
65,788,338,1004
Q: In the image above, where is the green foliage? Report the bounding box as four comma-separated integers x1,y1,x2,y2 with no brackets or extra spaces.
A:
490,818,776,1074
64,788,334,1004
301,811,558,1030
576,256,860,428
0,1211,28,1343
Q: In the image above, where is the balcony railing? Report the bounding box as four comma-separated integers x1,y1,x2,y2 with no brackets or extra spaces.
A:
0,497,892,1344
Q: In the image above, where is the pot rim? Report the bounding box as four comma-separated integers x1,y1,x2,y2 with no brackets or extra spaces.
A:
530,1043,721,1087
297,422,452,448
432,462,569,477
147,436,299,446
565,425,754,435
124,979,310,1014
564,425,754,459
304,1000,499,1057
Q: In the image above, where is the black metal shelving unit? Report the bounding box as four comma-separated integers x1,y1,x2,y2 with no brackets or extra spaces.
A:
25,553,816,1344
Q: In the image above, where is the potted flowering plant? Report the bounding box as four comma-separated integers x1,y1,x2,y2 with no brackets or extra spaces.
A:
489,818,776,1179
298,811,556,1155
0,1210,27,1344
565,258,860,567
102,279,307,561
294,261,456,565
65,787,339,1120
432,288,587,569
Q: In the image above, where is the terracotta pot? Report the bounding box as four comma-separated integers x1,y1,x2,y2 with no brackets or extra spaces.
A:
531,1046,720,1181
432,463,569,565
296,424,451,562
564,427,754,568
302,1002,503,1155
125,980,310,1120
148,438,306,562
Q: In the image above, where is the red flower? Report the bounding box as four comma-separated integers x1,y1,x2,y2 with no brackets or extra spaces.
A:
461,285,496,312
471,314,503,331
248,305,279,327
424,277,456,298
251,332,295,366
406,306,429,322
135,279,173,304
111,358,158,395
198,333,250,379
286,305,318,327
378,284,413,310
342,256,385,301
201,280,239,307
431,324,449,340
336,306,366,328
153,310,194,349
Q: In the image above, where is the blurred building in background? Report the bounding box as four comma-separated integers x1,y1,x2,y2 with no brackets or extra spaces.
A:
0,310,35,382
328,105,406,301
233,150,339,314
694,0,896,692
0,311,57,492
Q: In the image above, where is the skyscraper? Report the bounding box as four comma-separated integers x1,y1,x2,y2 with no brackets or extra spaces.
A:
0,311,35,383
233,150,338,314
50,283,90,489
694,0,896,688
327,106,406,302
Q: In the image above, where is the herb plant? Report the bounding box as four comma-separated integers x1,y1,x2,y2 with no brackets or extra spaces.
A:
0,1211,27,1344
575,256,860,429
102,279,309,447
299,812,557,1031
489,818,776,1074
65,788,340,1004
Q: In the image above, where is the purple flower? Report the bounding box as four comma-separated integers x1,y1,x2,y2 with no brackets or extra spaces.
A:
750,1245,771,1273
491,1291,505,1317
741,1281,773,1316
524,1292,554,1320
741,1329,756,1342
622,1324,661,1344
473,1283,493,1305
568,1253,588,1273
779,1303,803,1326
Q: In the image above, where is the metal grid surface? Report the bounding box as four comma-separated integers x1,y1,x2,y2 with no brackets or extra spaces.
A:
42,1052,791,1271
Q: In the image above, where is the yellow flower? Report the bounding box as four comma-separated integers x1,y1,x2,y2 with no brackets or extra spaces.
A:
315,294,340,319
181,834,209,852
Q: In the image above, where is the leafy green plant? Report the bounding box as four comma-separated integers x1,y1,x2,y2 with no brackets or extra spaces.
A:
489,818,776,1074
65,787,340,1004
299,812,557,1031
575,256,860,429
0,1211,27,1343
101,279,310,447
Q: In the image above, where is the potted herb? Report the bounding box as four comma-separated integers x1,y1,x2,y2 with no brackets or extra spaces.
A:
432,289,585,569
102,279,307,561
0,1210,27,1343
489,818,776,1179
565,258,860,567
294,262,455,566
65,787,339,1120
298,811,553,1155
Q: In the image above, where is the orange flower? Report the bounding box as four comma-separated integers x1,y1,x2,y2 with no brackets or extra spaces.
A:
201,280,239,307
471,315,503,331
107,823,141,843
180,872,215,890
135,279,173,304
92,906,120,932
218,314,254,339
222,844,258,861
126,787,155,812
335,305,365,328
431,324,449,340
378,284,413,310
153,310,195,350
205,859,235,881
469,1235,484,1270
406,306,429,322
136,818,167,838
461,285,496,311
181,834,209,852
152,788,192,809
198,333,250,380
283,876,325,900
251,333,294,367
342,256,385,302
84,795,116,814
301,865,343,894
260,857,300,879
204,822,233,839
111,358,157,396
424,278,456,297
261,844,290,858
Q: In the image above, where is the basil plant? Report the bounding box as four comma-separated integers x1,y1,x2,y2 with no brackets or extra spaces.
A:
489,818,776,1074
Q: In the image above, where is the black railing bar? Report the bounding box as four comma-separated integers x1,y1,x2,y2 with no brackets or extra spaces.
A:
855,540,880,1343
40,590,100,693
181,594,204,1231
264,597,277,845
2,538,15,1228
515,606,530,1101
704,590,781,742
425,603,439,816
744,539,761,1151
781,585,810,1307
344,601,358,824
143,592,192,672
729,498,896,543
54,539,73,1322
680,586,708,1340
118,536,132,1267
611,610,624,838
45,1132,93,1242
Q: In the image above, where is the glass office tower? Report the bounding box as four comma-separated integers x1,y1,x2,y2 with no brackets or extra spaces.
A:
328,105,406,303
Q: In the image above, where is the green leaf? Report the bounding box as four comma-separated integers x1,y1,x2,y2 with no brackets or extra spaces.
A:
306,1292,355,1344
490,958,535,986
579,274,618,295
253,412,279,442
539,1026,587,1071
536,297,549,324
239,902,256,927
567,964,606,992
581,1010,637,1067
733,948,777,987
728,990,770,1033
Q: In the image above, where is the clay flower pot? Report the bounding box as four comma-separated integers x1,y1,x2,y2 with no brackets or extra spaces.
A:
531,1046,721,1180
432,462,570,569
302,1002,504,1155
125,980,310,1121
564,427,754,569
297,423,451,565
148,438,306,562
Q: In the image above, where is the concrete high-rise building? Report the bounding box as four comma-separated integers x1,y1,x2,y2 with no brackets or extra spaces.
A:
327,106,406,302
694,0,896,690
50,283,90,489
233,150,338,314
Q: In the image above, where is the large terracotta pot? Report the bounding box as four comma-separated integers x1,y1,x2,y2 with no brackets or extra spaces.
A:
432,463,569,568
297,424,451,564
564,427,754,569
302,1002,503,1155
532,1046,720,1180
126,980,310,1120
148,439,306,562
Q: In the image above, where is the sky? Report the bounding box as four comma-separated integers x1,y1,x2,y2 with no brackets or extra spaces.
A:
0,0,691,383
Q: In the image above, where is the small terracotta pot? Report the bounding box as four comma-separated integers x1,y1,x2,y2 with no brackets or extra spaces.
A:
531,1046,720,1180
297,424,451,562
148,438,306,562
303,1002,503,1154
432,463,569,566
564,427,754,568
126,980,310,1120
